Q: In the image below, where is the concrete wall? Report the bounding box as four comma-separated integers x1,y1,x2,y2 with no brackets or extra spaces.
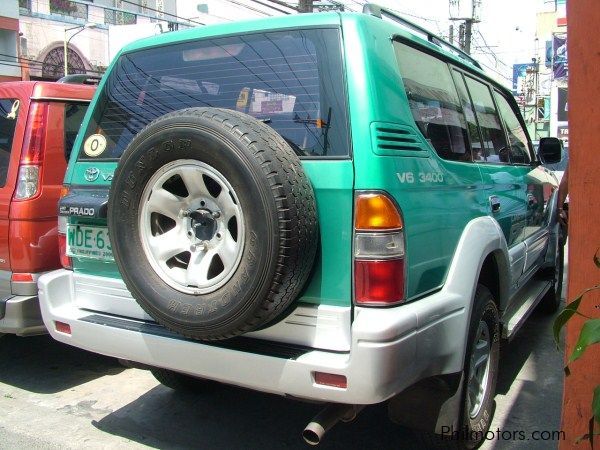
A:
560,0,600,447
0,1,20,80
0,1,19,20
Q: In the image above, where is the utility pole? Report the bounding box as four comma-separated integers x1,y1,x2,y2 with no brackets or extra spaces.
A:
449,0,481,54
464,19,474,54
298,0,314,12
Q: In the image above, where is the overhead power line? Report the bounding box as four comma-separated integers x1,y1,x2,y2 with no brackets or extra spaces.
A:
253,0,295,14
115,0,205,25
224,0,273,16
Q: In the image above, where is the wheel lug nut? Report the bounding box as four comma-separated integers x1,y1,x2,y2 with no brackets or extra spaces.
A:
180,209,191,218
212,211,221,219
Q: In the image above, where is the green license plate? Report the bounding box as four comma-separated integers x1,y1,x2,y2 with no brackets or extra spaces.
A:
66,225,114,261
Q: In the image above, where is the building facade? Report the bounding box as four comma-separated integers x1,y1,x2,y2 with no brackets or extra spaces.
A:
16,0,182,81
0,2,21,82
515,0,568,142
5,0,297,82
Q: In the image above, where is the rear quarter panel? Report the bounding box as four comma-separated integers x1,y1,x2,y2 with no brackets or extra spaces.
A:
342,15,488,300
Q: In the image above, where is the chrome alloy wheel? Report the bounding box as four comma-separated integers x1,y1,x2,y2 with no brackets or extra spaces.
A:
468,320,492,418
139,160,244,295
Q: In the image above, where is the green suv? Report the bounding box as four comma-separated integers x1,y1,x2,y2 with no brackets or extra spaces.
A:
38,4,564,447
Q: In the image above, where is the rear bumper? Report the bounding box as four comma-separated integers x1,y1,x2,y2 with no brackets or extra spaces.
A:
0,294,45,336
39,269,468,404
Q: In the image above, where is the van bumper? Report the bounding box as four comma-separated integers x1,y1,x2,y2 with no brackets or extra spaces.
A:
39,269,468,404
0,295,45,336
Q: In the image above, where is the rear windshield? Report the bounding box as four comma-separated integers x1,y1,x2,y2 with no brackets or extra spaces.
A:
64,102,89,161
78,28,349,160
0,98,19,187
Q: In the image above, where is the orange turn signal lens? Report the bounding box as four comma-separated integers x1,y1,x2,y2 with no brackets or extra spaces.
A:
355,193,403,230
60,185,70,198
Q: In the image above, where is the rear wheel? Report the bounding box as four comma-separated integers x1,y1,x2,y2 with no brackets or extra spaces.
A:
414,285,500,449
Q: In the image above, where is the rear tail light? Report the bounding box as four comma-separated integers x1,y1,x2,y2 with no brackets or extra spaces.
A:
58,232,72,270
353,192,406,306
11,273,34,282
13,102,49,201
58,188,72,270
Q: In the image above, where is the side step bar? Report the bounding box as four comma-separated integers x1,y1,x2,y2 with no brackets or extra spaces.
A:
502,280,552,341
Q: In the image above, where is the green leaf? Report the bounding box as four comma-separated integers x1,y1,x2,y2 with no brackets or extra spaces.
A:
569,319,600,363
554,296,583,347
594,385,600,425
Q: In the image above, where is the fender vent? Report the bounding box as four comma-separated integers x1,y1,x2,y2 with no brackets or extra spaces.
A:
371,122,427,157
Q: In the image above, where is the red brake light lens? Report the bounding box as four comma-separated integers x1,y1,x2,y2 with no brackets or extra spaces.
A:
21,101,49,165
354,259,405,305
11,273,34,282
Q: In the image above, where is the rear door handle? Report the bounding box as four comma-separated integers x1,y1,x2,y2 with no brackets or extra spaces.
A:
489,195,501,213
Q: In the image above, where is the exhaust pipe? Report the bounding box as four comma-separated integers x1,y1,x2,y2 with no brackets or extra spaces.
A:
302,404,363,445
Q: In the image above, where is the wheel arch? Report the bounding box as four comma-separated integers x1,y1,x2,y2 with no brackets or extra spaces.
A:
388,216,509,434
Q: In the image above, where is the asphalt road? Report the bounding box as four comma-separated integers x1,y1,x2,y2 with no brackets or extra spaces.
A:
0,272,566,450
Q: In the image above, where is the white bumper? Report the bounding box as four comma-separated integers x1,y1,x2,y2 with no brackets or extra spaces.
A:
38,269,468,404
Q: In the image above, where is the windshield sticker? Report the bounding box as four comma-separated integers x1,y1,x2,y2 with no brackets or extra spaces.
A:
250,90,296,115
236,87,250,111
6,100,19,119
84,134,107,157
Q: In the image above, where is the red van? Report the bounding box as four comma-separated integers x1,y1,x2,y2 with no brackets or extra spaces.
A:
0,81,94,336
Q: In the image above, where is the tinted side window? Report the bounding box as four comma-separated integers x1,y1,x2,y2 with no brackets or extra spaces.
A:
0,98,20,187
493,91,531,164
394,43,472,162
79,29,349,160
464,76,509,164
452,70,485,161
64,102,89,161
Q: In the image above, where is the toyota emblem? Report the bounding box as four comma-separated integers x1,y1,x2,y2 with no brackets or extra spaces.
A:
84,167,100,182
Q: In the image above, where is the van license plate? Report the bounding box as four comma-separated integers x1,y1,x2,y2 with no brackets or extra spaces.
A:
66,225,114,261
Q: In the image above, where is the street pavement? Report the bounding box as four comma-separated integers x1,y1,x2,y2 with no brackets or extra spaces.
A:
0,271,566,449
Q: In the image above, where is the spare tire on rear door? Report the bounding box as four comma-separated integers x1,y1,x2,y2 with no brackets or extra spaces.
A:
108,108,318,341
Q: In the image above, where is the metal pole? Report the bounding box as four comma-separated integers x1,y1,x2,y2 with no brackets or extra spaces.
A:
64,28,68,76
464,19,473,54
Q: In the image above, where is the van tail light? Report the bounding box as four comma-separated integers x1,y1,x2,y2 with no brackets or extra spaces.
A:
58,188,72,269
11,273,34,282
13,102,49,201
354,193,405,306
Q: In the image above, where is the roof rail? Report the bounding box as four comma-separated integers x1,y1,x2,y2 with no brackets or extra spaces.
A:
362,3,482,69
